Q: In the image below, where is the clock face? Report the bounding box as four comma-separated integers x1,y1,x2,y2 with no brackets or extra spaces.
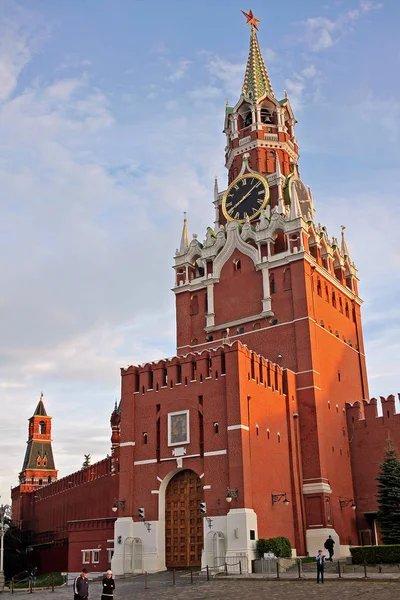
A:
222,173,269,223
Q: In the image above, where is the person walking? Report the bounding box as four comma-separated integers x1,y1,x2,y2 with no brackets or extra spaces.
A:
74,568,89,599
316,550,325,583
324,534,335,561
101,570,115,600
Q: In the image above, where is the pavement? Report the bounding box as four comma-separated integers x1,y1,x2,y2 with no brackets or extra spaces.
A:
2,571,400,599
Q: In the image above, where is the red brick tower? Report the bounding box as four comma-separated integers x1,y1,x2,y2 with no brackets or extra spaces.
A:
18,393,58,491
173,12,367,555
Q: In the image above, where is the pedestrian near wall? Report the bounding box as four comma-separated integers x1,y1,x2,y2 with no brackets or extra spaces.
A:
324,534,335,561
74,568,89,600
316,550,325,583
101,570,115,600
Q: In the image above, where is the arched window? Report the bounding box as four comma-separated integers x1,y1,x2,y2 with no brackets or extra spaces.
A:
261,108,273,124
233,259,241,271
317,278,322,297
273,231,287,255
39,421,46,435
190,295,199,315
243,111,252,127
270,274,276,294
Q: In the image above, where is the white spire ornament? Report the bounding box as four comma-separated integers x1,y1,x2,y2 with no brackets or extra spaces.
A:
179,213,190,255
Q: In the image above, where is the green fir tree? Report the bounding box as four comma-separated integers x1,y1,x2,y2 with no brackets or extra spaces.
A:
376,441,400,544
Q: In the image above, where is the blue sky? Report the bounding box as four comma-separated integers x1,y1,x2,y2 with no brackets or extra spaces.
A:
0,0,399,501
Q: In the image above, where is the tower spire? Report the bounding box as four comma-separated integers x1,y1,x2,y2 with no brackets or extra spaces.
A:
241,10,274,101
341,225,350,259
179,212,190,254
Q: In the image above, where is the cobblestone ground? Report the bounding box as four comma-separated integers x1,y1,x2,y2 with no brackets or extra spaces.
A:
3,573,400,600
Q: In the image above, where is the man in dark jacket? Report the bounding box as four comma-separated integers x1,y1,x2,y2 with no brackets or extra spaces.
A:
324,535,335,561
316,550,325,583
74,568,89,599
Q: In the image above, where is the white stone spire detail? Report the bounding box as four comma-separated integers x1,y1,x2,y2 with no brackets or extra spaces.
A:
341,225,350,259
289,181,302,220
179,213,190,255
275,152,285,215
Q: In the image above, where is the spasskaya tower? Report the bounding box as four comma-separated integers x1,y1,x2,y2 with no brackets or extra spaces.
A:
173,10,368,555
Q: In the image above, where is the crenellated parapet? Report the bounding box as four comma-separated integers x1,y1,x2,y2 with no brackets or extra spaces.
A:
122,340,285,397
346,395,400,427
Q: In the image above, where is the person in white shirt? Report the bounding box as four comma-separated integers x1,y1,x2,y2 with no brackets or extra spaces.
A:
316,549,325,583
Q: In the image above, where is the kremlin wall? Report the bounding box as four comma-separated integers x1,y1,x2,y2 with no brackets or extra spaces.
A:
11,12,400,576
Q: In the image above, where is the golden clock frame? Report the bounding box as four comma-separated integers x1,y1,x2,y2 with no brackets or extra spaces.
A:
222,172,270,224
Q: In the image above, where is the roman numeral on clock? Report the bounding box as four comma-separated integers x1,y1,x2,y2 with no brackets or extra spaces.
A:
242,179,247,186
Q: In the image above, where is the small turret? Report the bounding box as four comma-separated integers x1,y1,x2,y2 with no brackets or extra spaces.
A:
341,226,350,260
179,213,190,255
110,400,121,452
19,393,57,490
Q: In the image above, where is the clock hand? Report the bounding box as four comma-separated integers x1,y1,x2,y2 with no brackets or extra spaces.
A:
230,184,259,212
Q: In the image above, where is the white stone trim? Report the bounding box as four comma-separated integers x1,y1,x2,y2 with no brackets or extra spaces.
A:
133,459,157,466
227,424,250,431
296,385,322,391
160,454,200,462
120,442,135,447
212,221,259,280
151,490,159,494
303,482,332,495
203,485,211,490
296,369,320,375
204,449,227,457
205,311,273,333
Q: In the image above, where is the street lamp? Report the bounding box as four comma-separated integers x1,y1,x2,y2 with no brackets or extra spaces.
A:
0,502,11,590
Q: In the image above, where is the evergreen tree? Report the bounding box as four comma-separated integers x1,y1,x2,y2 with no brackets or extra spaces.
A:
376,441,400,544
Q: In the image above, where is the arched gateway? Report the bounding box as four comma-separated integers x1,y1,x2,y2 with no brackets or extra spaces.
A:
165,469,204,568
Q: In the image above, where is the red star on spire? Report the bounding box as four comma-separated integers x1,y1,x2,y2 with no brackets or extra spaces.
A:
241,9,261,31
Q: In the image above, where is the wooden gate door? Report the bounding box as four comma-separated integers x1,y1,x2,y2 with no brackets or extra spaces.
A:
165,470,204,569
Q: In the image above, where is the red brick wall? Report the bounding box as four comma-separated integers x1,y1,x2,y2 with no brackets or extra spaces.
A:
118,342,305,552
347,396,400,538
12,458,119,574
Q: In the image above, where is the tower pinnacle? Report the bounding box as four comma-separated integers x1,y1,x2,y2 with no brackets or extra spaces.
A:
241,10,274,100
179,213,190,255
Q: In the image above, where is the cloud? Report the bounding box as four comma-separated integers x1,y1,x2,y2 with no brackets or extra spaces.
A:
0,2,48,101
304,0,383,52
200,51,246,99
167,59,191,82
284,64,321,111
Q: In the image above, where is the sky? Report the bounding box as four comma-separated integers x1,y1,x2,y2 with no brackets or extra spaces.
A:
0,0,399,503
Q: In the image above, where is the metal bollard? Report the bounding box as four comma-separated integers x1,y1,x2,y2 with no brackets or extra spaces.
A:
363,561,368,579
224,562,228,576
172,569,176,585
337,561,341,578
276,560,280,579
297,559,302,579
52,574,55,592
239,560,242,575
11,577,14,593
190,568,193,584
29,578,33,593
144,571,148,589
206,565,210,581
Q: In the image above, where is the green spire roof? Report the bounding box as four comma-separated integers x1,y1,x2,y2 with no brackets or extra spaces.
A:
242,28,274,101
34,396,47,416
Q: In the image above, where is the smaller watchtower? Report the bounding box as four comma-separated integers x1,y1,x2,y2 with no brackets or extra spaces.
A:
19,393,58,491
